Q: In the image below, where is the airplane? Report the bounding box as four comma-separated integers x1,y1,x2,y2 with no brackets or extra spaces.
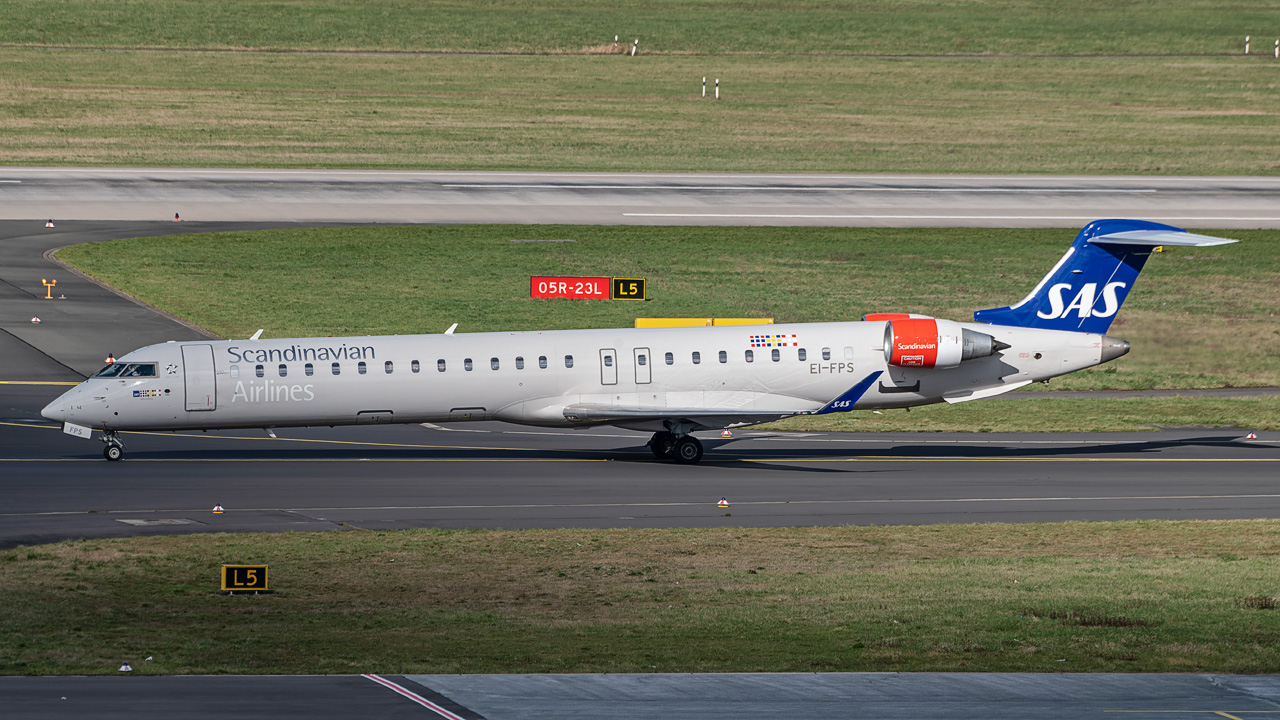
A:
41,219,1236,463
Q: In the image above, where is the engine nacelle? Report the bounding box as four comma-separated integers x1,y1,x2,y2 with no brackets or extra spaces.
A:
883,318,1007,369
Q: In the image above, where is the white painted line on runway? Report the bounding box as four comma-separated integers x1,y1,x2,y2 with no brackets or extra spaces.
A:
364,674,470,720
296,489,1280,512
444,184,1156,193
625,213,1280,221
0,180,21,183
9,493,1280,518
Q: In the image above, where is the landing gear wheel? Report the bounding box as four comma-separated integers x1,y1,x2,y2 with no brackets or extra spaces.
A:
648,432,677,459
673,436,704,464
103,444,123,461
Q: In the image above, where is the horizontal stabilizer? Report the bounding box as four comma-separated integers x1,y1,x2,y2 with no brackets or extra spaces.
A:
1092,230,1237,247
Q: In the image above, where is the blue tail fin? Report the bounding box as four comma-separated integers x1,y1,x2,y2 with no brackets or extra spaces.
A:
973,219,1236,333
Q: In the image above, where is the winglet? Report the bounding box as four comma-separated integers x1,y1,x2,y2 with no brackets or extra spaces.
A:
444,323,458,335
809,371,883,415
249,329,264,340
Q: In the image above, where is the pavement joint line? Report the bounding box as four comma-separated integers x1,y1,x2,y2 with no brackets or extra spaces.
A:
0,381,79,385
8,493,1280,517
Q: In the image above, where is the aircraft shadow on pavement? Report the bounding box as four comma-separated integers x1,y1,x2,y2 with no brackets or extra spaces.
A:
15,430,1270,466
697,434,1272,462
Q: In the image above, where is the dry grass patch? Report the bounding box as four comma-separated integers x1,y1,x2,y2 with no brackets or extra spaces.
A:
4,50,1279,173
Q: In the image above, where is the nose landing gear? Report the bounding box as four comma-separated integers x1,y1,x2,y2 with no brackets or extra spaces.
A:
101,432,125,461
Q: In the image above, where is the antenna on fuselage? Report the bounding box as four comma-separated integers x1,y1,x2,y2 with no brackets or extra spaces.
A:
444,323,458,335
249,329,264,340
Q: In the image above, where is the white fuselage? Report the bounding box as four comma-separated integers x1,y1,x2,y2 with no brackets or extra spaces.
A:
44,320,1111,434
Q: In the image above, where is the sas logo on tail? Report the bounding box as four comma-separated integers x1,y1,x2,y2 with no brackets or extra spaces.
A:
1037,282,1126,320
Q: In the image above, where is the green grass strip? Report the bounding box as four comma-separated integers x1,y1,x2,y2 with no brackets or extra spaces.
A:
6,521,1280,675
1,0,1267,55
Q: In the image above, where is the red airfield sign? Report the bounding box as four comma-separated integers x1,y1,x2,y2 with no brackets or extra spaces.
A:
530,276,610,299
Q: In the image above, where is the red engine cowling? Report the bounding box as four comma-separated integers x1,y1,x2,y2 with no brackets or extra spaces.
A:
883,318,1006,369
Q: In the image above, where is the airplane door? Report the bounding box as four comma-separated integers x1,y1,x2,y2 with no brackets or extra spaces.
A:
599,348,618,386
633,347,651,384
182,344,217,411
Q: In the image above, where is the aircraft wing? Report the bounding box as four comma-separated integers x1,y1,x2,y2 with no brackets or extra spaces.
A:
559,375,884,431
561,403,796,430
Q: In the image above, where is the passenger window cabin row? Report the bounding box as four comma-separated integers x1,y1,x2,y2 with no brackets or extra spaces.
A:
227,346,844,379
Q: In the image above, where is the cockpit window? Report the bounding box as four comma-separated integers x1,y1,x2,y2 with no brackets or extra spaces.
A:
96,362,157,378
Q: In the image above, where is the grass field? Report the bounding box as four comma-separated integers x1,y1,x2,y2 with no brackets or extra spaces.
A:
4,49,1277,173
3,1,1279,173
55,225,1280,400
5,521,1280,675
3,0,1269,55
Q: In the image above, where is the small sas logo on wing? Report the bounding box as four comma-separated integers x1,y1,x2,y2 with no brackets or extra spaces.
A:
132,389,163,398
750,334,798,348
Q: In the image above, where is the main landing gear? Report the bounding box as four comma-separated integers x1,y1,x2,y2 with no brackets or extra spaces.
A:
101,431,125,461
647,431,704,464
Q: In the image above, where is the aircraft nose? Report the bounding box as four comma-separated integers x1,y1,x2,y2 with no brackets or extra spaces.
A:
41,395,67,423
1100,335,1130,363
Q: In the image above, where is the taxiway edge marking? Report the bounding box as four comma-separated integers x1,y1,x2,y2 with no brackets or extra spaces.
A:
363,674,474,720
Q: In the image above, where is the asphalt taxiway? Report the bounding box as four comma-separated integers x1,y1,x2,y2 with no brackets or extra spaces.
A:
4,672,1280,720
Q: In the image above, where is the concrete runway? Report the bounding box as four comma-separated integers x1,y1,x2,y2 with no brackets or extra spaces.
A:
4,167,1280,227
4,673,1280,720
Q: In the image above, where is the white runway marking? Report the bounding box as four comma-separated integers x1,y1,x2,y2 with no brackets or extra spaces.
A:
443,184,1156,193
625,213,1280,221
8,493,1280,518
